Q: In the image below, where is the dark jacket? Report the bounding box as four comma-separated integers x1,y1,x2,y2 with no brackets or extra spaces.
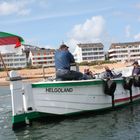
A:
132,67,140,76
105,69,114,78
55,50,75,70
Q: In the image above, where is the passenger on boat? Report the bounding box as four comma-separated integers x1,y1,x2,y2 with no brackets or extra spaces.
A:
132,61,140,76
104,66,122,79
83,68,95,79
55,44,84,80
104,66,114,78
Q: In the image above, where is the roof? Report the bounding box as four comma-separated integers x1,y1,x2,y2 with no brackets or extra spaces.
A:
30,48,55,53
77,43,104,48
110,41,140,49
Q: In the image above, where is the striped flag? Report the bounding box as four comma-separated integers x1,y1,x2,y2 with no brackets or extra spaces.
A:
0,32,24,54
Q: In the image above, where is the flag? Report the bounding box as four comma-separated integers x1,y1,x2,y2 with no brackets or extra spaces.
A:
0,32,24,54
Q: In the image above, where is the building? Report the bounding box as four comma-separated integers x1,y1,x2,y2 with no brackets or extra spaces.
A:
0,53,27,69
108,42,140,62
74,43,105,63
29,48,55,67
22,44,43,59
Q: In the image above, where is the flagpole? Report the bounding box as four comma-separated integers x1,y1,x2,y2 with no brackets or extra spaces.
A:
0,52,9,77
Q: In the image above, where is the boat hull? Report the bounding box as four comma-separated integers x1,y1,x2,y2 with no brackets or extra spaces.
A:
10,78,140,129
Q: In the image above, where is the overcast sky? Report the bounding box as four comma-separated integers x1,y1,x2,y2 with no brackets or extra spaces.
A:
0,0,140,52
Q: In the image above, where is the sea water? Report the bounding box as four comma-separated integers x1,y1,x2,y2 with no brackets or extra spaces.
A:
0,86,140,140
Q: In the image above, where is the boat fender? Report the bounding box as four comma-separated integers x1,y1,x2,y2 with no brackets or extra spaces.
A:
104,79,116,96
123,77,133,90
133,76,140,87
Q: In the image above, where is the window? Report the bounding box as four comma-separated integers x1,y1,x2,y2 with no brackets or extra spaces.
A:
82,53,87,56
99,48,103,50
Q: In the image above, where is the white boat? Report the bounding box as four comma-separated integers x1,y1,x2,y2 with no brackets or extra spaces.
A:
9,67,140,130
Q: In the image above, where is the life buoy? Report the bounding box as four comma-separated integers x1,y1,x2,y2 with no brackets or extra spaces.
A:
133,76,140,87
123,77,133,90
104,79,116,96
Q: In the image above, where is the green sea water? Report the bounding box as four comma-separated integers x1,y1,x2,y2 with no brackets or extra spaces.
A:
0,86,140,140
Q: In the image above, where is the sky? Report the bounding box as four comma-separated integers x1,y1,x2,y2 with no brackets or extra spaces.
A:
0,0,140,52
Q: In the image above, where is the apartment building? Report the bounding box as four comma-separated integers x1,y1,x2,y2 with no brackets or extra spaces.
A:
108,42,140,62
74,43,105,63
29,48,55,67
0,53,27,69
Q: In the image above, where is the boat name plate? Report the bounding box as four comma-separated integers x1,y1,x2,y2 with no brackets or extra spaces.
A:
46,88,73,93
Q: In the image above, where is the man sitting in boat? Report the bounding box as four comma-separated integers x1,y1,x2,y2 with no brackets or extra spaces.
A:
83,68,95,79
103,66,122,79
132,61,140,76
54,44,84,80
132,61,140,87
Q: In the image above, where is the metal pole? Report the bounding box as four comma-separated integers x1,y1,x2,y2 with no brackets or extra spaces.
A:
42,65,46,79
0,52,9,77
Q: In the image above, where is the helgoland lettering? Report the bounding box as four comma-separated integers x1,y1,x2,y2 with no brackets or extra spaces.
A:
46,88,73,93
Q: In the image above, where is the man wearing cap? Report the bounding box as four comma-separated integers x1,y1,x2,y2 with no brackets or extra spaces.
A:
132,61,140,76
54,44,83,80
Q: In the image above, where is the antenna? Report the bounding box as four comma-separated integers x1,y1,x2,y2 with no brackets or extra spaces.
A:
62,41,64,45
